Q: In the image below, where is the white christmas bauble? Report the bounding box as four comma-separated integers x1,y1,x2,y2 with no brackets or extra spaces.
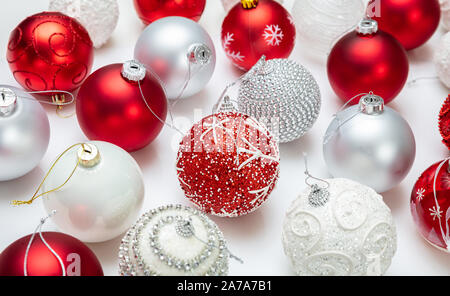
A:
221,0,284,11
282,178,397,276
440,0,450,31
49,0,119,48
42,141,144,243
435,32,450,88
292,0,365,59
119,204,229,276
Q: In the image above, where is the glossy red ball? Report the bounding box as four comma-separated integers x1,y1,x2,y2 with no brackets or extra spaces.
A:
133,0,206,25
221,0,296,71
411,160,450,252
439,95,450,150
76,63,167,152
6,12,93,93
327,30,409,105
0,232,103,276
367,0,440,50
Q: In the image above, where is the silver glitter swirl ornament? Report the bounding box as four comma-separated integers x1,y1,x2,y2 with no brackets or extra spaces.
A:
0,86,50,181
134,16,216,100
237,56,321,143
323,94,416,193
119,204,229,276
282,178,397,276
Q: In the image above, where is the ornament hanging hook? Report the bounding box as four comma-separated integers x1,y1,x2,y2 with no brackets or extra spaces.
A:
303,152,329,189
303,153,331,207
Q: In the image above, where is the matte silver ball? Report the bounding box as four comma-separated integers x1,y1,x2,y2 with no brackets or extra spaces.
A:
0,86,50,181
323,94,416,193
134,16,216,100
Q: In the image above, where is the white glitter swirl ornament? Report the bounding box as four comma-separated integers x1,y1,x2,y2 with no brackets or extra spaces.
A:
119,204,229,276
435,32,450,88
237,56,321,143
49,0,119,48
440,0,450,31
282,178,397,276
221,0,284,11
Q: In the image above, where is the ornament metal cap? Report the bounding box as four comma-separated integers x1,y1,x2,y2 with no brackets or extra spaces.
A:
359,93,384,115
121,60,146,82
187,43,212,65
78,143,101,168
252,55,274,76
0,87,17,116
356,18,378,35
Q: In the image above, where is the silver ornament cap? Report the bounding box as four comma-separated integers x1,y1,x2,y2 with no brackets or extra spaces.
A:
0,87,17,116
359,93,384,115
77,143,101,168
121,60,146,82
188,43,212,65
356,18,378,35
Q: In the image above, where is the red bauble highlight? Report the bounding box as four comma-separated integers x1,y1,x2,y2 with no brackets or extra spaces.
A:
176,112,280,217
0,232,103,276
133,0,206,25
221,0,296,71
6,12,94,93
368,0,440,50
327,30,409,105
411,160,450,252
439,95,450,150
76,63,167,152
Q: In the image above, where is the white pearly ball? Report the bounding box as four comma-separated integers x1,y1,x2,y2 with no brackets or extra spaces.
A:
435,32,450,88
221,0,284,11
282,178,397,276
440,0,450,31
49,0,119,48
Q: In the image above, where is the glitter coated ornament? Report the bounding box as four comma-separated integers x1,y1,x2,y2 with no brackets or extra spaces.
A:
119,204,230,275
323,93,416,193
411,159,450,252
0,231,103,276
221,0,296,71
76,61,167,152
237,56,321,143
39,141,145,243
439,95,450,149
327,19,409,105
49,0,119,48
176,111,280,217
134,17,215,100
292,0,365,58
133,0,206,25
0,86,50,181
434,32,450,89
367,0,441,50
282,178,397,276
221,0,283,12
7,12,93,93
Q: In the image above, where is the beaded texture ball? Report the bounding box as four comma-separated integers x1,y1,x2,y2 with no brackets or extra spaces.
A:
435,32,450,88
238,56,321,143
439,95,450,150
176,111,280,217
119,205,229,276
282,178,397,276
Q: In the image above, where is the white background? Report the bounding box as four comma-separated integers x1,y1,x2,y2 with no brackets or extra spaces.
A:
0,0,449,276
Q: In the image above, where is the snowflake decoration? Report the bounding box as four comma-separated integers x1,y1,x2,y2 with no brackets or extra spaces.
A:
430,206,443,221
263,24,284,46
416,188,425,202
222,32,244,62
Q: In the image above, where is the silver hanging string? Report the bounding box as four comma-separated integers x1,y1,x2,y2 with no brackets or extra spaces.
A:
303,153,330,207
407,76,439,87
303,152,330,189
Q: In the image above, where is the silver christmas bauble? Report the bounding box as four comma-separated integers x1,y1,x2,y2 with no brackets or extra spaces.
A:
435,32,450,88
323,94,416,193
282,178,397,276
134,16,216,100
49,0,119,48
0,86,50,181
237,56,321,143
119,204,229,276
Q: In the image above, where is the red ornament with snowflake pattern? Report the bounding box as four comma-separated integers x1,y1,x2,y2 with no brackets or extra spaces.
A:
176,112,280,217
221,0,295,71
410,160,450,252
439,95,450,150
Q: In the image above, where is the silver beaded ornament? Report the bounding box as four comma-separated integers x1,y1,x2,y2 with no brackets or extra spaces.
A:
237,56,321,143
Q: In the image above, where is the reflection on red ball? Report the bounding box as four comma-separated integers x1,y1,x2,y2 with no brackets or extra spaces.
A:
6,12,94,93
0,232,103,276
133,0,206,25
439,95,450,150
221,0,296,71
76,63,167,152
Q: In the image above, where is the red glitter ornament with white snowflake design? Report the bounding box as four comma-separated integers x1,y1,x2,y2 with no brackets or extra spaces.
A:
221,0,295,71
410,159,450,252
439,95,450,150
176,111,280,217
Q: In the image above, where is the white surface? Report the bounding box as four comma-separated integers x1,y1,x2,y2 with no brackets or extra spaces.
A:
0,0,449,276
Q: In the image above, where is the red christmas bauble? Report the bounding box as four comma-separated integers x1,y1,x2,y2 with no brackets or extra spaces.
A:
176,111,280,217
6,12,93,93
367,0,440,50
76,61,167,152
327,20,409,105
0,232,103,276
133,0,206,25
221,0,296,71
411,160,450,252
439,95,450,150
